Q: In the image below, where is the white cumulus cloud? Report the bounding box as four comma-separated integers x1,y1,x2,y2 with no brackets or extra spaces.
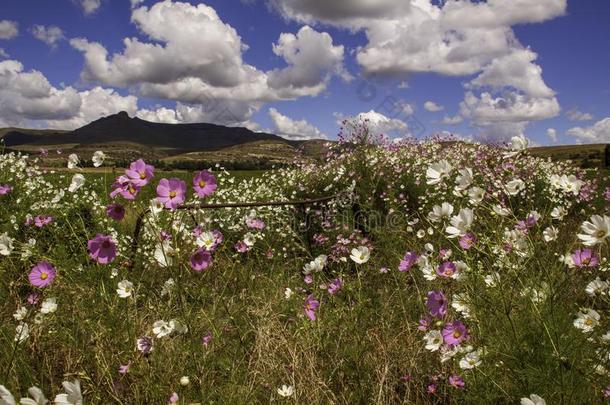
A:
30,25,65,48
268,107,325,140
0,20,19,40
424,101,444,112
567,118,610,143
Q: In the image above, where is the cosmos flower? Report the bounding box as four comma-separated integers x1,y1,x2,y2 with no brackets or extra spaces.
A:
459,233,476,250
521,394,546,405
152,320,174,338
573,308,600,333
68,174,85,193
40,297,58,314
448,375,465,389
459,349,482,369
156,178,186,209
437,261,459,279
29,261,56,288
0,184,12,195
92,151,106,167
505,179,525,196
189,248,212,272
19,386,48,405
54,379,82,405
34,215,53,228
117,280,134,298
136,336,153,354
67,154,80,169
423,330,443,352
193,170,217,198
304,294,319,321
0,232,14,256
426,290,447,319
277,385,295,397
577,214,610,246
327,278,343,295
110,176,141,200
202,331,213,347
125,159,155,187
442,320,469,347
350,246,370,264
571,248,599,268
106,204,126,221
88,234,117,264
246,217,265,230
398,251,418,272
426,160,453,185
446,208,474,238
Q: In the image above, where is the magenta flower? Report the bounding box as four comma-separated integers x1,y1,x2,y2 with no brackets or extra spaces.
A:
125,159,155,187
189,248,212,272
0,184,12,195
29,261,57,288
118,362,131,375
202,331,213,347
34,215,53,228
136,336,153,354
426,290,447,319
168,392,179,404
442,320,469,347
156,178,186,209
448,374,465,389
193,170,217,198
246,217,265,230
327,278,343,295
106,204,126,221
418,316,431,331
304,274,313,284
27,292,41,305
88,234,117,264
437,261,457,278
235,240,249,253
426,383,437,394
40,148,48,157
398,251,418,272
458,233,477,250
110,175,141,200
304,294,320,321
572,248,599,268
604,187,610,202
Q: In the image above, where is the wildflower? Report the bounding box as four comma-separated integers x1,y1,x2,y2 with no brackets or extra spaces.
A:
303,254,327,274
304,274,313,284
442,320,469,347
418,317,431,331
117,280,134,298
246,217,265,230
423,330,443,351
542,226,558,242
88,234,117,264
202,332,212,347
459,349,482,369
459,232,476,250
190,248,213,272
304,294,319,321
235,240,249,253
521,394,546,405
327,278,343,295
426,291,447,319
154,241,174,267
34,215,53,228
284,287,294,299
506,179,525,196
0,232,14,256
0,184,12,195
468,186,485,204
29,262,56,288
437,261,459,279
152,320,174,338
40,297,58,314
455,168,473,191
448,374,465,389
19,386,48,405
160,278,175,297
15,323,29,343
168,392,179,404
193,170,217,198
14,306,27,321
180,376,190,386
68,174,85,193
156,178,186,209
505,134,529,157
277,385,294,397
92,150,106,167
426,160,453,185
428,202,454,222
27,293,41,306
106,204,125,221
398,251,418,272
67,153,79,169
571,248,599,268
484,273,500,287
577,214,610,246
585,277,609,297
136,336,153,354
446,208,474,238
426,383,437,394
350,246,370,264
574,308,600,333
110,176,140,200
119,363,130,375
452,293,471,318
125,159,154,187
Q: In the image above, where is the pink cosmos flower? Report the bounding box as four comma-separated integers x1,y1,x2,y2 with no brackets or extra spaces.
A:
168,392,179,404
136,336,153,354
193,170,217,198
426,291,447,319
106,204,126,221
190,248,212,272
125,159,155,187
110,175,141,200
29,261,57,288
418,316,431,331
156,178,186,209
442,320,469,347
34,215,53,228
118,362,131,375
40,148,48,157
304,274,313,284
246,217,265,230
448,374,465,389
88,234,117,264
458,233,476,250
235,240,249,253
27,292,41,305
304,294,319,321
427,383,437,394
572,248,599,268
605,187,610,202
398,251,418,272
437,261,457,278
202,331,213,347
327,278,343,295
0,184,12,195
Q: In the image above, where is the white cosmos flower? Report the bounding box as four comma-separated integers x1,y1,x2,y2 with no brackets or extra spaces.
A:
521,394,546,405
542,226,558,242
505,179,525,196
117,280,134,298
154,241,174,267
13,306,27,321
303,254,327,274
196,231,216,249
455,168,473,191
504,134,529,158
277,384,294,397
577,214,610,246
423,330,443,351
67,154,79,169
426,160,453,185
574,308,600,333
446,208,474,238
459,349,482,369
150,198,165,215
0,385,15,405
68,174,85,193
243,232,256,247
350,246,370,264
551,206,567,220
428,202,454,223
452,293,470,317
92,151,106,167
40,297,57,314
20,386,48,405
585,277,609,297
0,232,14,256
51,189,65,203
484,272,500,287
54,379,82,405
152,320,174,338
15,322,29,343
284,287,293,300
492,204,510,216
468,186,485,205
160,278,175,297
558,174,583,195
169,319,188,334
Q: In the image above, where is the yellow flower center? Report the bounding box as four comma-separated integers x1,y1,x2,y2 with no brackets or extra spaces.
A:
199,180,206,188
139,171,146,180
585,319,593,326
40,272,48,280
169,191,177,198
453,330,462,339
129,186,136,195
595,230,607,238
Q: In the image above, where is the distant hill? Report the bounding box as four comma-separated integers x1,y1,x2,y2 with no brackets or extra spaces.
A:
0,112,331,167
529,143,609,168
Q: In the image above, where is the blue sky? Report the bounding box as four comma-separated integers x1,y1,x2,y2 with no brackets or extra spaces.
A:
0,0,608,144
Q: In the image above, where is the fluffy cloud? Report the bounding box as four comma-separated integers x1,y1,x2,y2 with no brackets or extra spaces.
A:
30,25,65,48
268,107,325,140
439,115,463,125
77,0,102,15
70,0,347,112
0,48,8,59
336,110,410,137
567,118,610,143
424,101,444,112
0,59,137,129
547,128,558,142
0,20,19,40
136,101,260,127
566,108,594,121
